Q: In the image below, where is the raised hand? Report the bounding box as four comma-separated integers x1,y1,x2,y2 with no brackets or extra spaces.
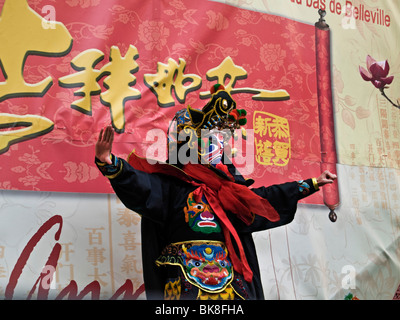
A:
95,125,114,164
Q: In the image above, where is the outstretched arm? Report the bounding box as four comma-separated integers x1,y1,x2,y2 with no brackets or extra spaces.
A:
239,170,338,232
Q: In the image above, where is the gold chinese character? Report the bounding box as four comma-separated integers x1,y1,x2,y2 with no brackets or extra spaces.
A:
144,58,202,107
0,0,72,101
255,138,274,165
100,45,141,132
273,141,290,166
0,113,54,155
59,49,105,115
199,56,290,101
269,117,290,139
253,111,291,166
254,116,268,137
60,45,141,133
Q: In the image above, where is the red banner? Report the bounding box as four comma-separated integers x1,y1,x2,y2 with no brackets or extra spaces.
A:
0,0,337,206
315,23,340,211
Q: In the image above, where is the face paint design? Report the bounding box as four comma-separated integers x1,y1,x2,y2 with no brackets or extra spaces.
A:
199,131,226,165
182,244,232,291
184,192,221,234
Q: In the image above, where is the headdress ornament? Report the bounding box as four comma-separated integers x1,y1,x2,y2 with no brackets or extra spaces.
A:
167,84,247,150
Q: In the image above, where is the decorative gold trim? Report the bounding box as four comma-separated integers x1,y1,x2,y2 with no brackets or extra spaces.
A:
312,177,319,191
165,240,226,247
196,284,245,300
105,161,124,179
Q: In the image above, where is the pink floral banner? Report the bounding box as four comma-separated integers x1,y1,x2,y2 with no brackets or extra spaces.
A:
0,0,335,205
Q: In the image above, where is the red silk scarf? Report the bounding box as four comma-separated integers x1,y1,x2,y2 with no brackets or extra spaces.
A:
128,153,280,282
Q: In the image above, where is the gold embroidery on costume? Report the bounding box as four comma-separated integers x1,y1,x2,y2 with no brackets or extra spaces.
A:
197,286,235,300
164,278,181,300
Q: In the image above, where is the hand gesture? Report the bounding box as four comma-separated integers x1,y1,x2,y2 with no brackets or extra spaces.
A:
316,170,337,187
95,125,114,164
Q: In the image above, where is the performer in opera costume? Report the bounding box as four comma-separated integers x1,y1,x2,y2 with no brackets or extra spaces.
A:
95,84,337,300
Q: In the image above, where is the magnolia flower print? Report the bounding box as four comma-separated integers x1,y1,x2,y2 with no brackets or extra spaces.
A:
359,55,394,89
138,20,170,51
359,55,399,109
